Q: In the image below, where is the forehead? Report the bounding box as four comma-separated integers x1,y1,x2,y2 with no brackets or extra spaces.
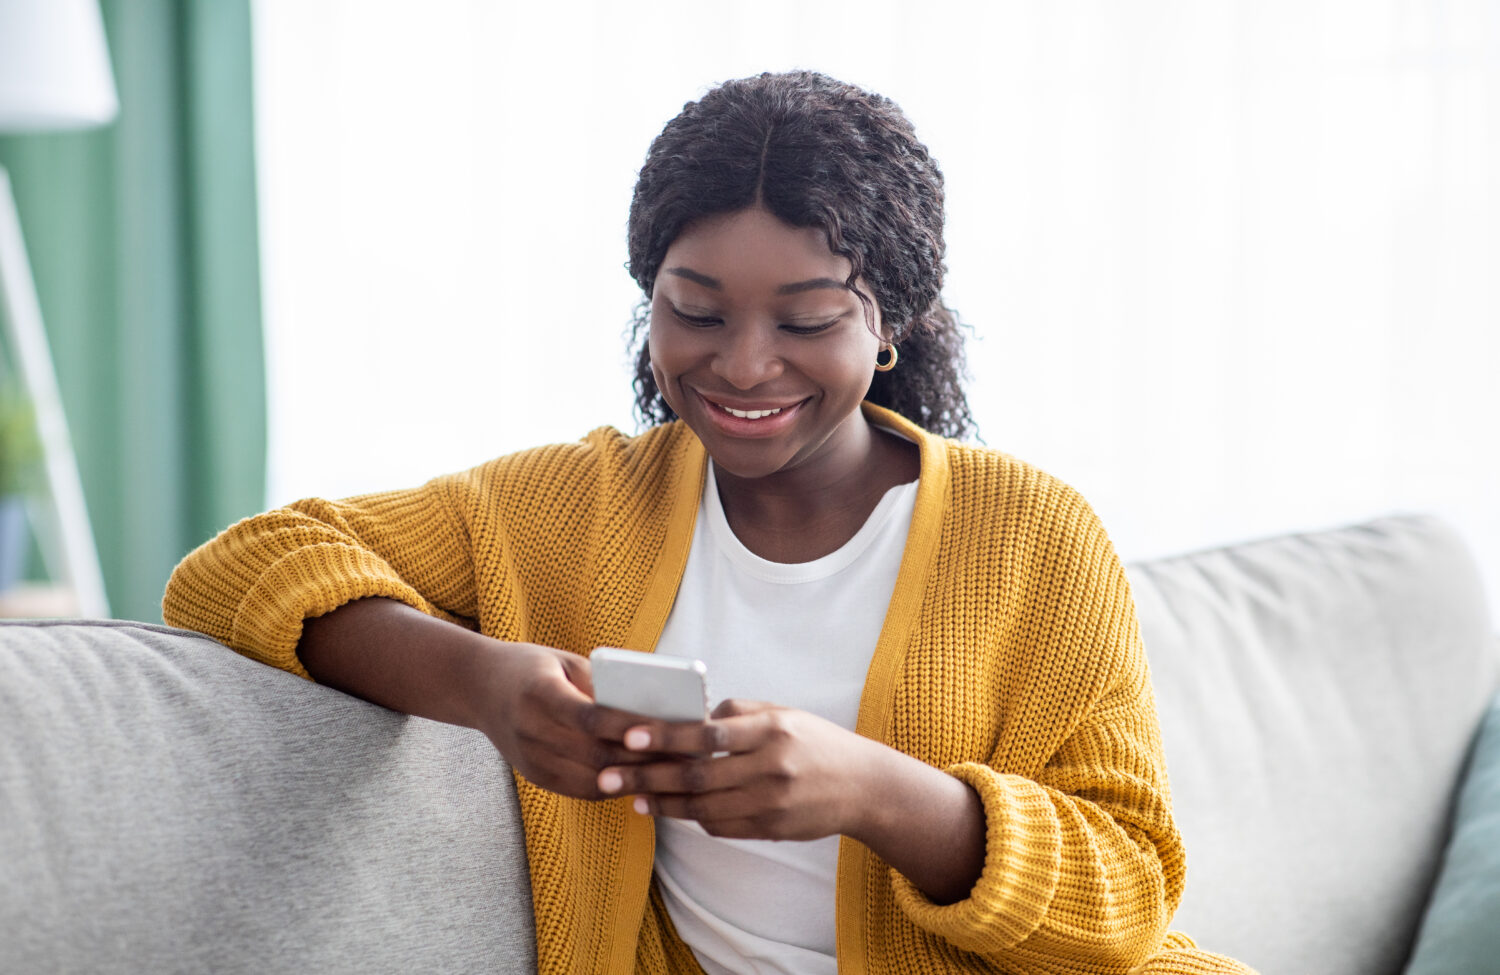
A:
660,207,852,291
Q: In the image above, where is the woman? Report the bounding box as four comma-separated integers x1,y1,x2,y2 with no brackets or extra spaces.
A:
165,71,1248,974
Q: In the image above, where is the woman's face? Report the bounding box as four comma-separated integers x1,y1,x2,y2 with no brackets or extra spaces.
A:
649,206,885,482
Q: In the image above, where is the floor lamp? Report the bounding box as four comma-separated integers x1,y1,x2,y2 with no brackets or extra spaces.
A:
0,0,118,617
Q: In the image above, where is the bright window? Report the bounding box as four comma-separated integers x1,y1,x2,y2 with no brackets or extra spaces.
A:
254,0,1500,611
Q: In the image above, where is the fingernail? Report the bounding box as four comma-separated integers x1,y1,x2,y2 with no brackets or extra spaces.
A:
633,796,649,815
625,728,651,750
598,770,623,793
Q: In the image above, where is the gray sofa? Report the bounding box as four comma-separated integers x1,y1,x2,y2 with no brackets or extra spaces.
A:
2,514,1497,974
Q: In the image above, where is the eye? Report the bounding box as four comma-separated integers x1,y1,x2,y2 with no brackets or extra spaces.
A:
779,315,844,336
671,307,722,327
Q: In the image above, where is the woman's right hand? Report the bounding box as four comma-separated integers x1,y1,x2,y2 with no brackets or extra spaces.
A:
471,640,667,800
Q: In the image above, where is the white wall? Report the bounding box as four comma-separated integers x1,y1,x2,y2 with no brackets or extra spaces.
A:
253,0,1500,614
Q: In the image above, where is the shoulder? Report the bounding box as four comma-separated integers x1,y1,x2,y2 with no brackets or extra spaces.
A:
934,440,1131,628
870,401,1096,530
939,442,1142,686
866,400,1114,564
942,440,1107,541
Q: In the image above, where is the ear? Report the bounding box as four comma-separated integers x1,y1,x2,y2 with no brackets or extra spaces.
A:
868,300,894,343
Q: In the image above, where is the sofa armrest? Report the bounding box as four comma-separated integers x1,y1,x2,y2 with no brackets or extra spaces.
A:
0,619,536,974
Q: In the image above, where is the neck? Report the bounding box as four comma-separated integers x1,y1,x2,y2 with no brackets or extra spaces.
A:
712,411,878,529
710,412,919,562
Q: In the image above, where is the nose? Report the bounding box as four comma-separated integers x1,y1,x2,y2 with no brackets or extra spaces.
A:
711,322,783,390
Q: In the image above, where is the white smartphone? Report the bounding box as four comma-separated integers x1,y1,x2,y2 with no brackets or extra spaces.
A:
590,647,710,723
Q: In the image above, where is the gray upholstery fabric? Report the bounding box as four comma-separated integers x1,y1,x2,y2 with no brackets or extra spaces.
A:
0,620,536,975
1131,514,1500,975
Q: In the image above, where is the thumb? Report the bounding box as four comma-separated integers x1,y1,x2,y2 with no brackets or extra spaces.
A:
558,650,595,698
711,698,776,719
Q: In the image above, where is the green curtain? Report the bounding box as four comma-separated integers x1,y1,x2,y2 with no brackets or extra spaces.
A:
0,0,265,623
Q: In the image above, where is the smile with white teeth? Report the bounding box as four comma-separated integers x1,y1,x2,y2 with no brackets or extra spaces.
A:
716,403,785,420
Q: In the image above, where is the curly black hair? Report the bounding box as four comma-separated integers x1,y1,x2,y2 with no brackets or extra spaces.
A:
625,70,975,440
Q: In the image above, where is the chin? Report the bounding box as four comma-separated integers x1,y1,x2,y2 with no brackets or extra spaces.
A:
697,443,796,481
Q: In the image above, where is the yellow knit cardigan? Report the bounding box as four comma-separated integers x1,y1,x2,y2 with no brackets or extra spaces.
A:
163,403,1251,975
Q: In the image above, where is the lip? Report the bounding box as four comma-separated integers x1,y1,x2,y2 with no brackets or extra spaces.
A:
693,390,809,438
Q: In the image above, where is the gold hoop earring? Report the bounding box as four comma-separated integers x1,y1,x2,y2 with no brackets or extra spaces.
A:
874,344,898,372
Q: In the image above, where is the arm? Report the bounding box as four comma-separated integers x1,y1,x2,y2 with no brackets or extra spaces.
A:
298,596,515,731
843,736,987,905
164,461,658,798
886,500,1186,968
163,475,484,678
895,664,1182,964
297,597,655,797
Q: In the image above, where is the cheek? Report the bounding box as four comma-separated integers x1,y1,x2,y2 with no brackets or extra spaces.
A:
646,314,680,404
842,331,883,382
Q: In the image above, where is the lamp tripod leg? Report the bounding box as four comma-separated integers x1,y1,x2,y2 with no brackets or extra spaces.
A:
0,166,110,618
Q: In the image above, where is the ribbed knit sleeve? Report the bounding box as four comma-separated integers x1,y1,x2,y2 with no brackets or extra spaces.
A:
893,701,1184,966
162,471,482,679
875,448,1253,973
891,599,1180,966
1137,933,1261,974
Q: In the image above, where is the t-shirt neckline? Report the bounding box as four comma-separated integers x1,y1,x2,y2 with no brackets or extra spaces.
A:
703,461,920,585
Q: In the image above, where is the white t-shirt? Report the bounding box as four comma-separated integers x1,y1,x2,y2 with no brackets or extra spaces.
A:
652,460,919,975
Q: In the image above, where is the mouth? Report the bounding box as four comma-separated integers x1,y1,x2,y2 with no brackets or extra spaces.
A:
713,403,786,420
693,391,808,436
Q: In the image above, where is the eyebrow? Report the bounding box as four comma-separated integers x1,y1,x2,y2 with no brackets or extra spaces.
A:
664,267,850,295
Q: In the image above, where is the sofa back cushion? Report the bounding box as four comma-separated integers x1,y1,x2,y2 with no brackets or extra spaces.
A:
0,620,536,975
1130,514,1500,975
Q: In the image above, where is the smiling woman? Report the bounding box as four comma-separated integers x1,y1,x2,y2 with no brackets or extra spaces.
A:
649,209,898,493
165,70,1250,974
624,72,973,447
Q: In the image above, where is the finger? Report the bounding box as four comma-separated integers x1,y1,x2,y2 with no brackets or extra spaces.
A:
582,710,720,760
536,681,679,757
523,739,694,799
634,786,770,832
599,754,725,798
515,751,626,800
580,705,710,756
602,745,784,800
710,698,777,719
634,707,788,757
557,650,595,697
519,670,597,733
586,699,779,749
606,718,723,758
688,817,767,840
582,703,668,740
638,791,822,843
522,722,659,772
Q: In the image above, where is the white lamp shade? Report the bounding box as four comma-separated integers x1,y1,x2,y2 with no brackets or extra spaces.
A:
0,0,118,132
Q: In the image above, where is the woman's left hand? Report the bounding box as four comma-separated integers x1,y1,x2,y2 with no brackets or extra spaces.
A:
595,698,880,842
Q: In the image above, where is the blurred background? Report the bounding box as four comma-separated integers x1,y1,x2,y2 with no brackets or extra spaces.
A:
0,0,1495,624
